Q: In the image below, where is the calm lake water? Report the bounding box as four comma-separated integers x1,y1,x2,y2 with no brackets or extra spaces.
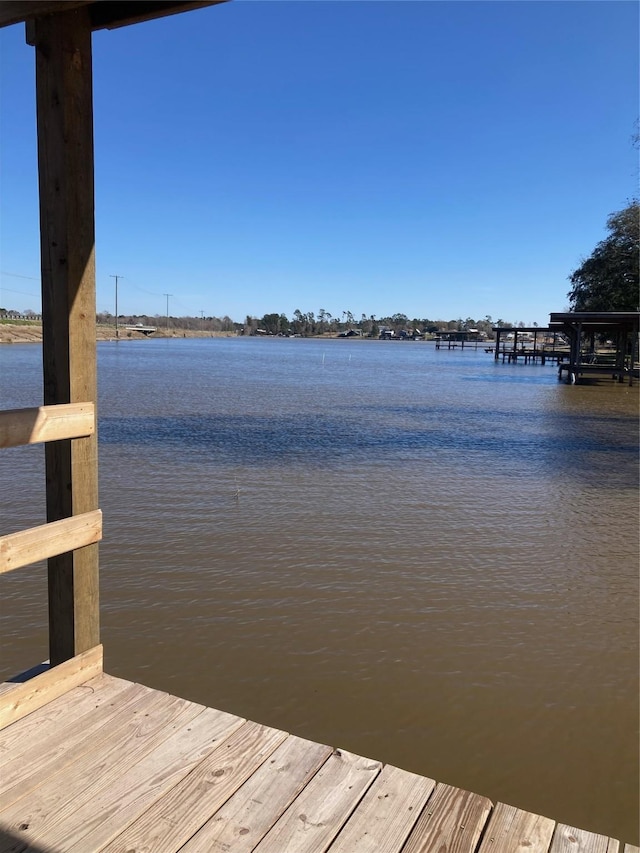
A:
1,337,638,843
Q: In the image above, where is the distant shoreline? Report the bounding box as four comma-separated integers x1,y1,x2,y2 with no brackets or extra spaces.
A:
0,323,238,344
0,324,440,345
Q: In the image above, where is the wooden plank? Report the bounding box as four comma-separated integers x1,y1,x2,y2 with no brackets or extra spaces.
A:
551,826,618,853
44,707,249,852
0,683,24,698
0,691,209,850
99,721,291,853
0,673,125,756
0,672,131,758
479,802,555,853
401,782,492,853
326,764,437,853
0,403,94,448
179,735,333,853
0,644,102,731
31,5,100,664
0,681,150,811
252,748,381,853
0,509,102,575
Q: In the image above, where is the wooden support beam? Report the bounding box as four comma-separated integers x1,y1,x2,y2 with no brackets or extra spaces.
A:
0,1,89,29
0,403,94,448
30,6,100,665
1,1,225,32
0,509,102,575
0,645,103,731
88,1,225,31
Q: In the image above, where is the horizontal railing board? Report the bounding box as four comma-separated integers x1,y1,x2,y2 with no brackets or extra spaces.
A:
0,645,103,730
0,402,94,448
0,509,102,575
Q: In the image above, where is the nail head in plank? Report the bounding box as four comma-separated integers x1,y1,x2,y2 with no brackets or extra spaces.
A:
99,721,289,853
402,782,493,853
0,691,209,850
179,735,333,853
551,826,619,853
0,673,123,755
0,681,151,811
58,706,250,852
327,763,437,853
253,748,381,853
479,802,556,853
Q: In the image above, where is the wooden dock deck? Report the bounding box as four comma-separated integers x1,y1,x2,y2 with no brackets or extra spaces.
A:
0,650,635,853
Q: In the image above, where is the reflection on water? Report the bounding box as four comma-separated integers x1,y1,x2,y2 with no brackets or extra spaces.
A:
1,338,638,842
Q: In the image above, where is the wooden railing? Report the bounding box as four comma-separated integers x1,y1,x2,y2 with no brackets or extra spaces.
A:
0,401,95,448
0,404,102,574
0,402,102,671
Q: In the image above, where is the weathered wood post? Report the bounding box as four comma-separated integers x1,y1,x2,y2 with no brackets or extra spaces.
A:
27,7,100,665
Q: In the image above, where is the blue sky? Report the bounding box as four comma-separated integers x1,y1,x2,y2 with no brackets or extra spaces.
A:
1,1,638,325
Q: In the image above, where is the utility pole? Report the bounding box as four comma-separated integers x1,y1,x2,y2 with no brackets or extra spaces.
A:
164,293,172,331
110,275,123,338
200,310,204,333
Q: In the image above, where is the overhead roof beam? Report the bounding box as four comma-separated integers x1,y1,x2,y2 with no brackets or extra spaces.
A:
88,1,225,31
1,1,224,32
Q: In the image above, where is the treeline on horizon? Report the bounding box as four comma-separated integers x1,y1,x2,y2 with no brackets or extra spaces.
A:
89,310,537,338
3,199,637,333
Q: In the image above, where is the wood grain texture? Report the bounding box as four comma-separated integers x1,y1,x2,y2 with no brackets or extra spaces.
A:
401,782,492,853
0,690,207,851
0,681,149,811
59,706,247,852
0,673,133,762
0,403,94,448
0,673,629,853
0,509,102,575
479,802,556,853
32,5,100,663
100,721,289,853
326,763,436,853
0,645,103,731
171,734,333,853
252,748,381,853
551,826,619,853
0,673,119,755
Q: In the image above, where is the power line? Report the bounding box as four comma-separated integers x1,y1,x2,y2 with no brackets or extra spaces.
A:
0,271,40,281
0,287,40,298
